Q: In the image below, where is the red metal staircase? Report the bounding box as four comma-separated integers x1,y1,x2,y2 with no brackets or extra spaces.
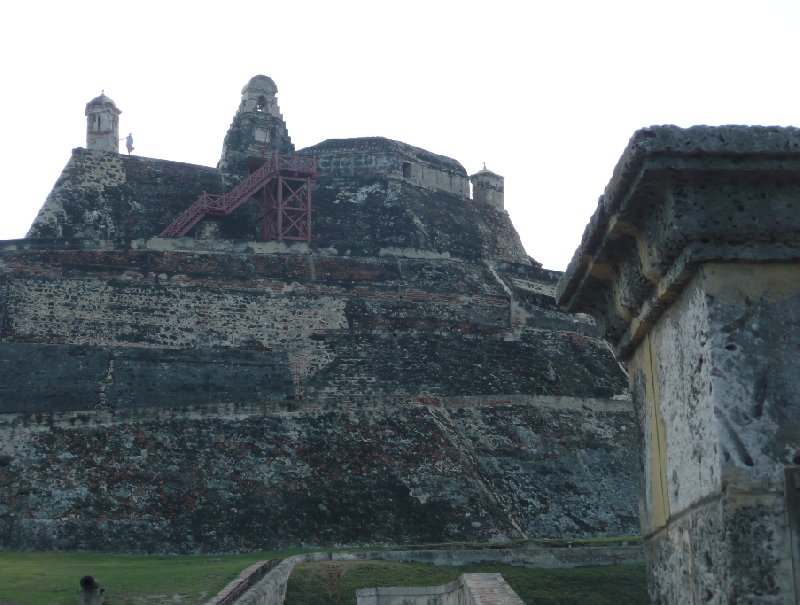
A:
160,154,318,240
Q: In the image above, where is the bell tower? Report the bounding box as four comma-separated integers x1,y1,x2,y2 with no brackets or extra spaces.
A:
218,75,295,178
85,92,121,153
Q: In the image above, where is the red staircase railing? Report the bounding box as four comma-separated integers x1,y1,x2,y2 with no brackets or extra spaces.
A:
160,155,318,238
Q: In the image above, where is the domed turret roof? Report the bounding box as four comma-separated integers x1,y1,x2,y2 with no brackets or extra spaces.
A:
86,92,117,107
471,163,503,178
85,92,120,117
242,75,278,96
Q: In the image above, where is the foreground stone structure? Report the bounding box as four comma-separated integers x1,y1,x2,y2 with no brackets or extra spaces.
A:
208,546,643,605
0,75,637,553
356,573,524,605
557,125,800,603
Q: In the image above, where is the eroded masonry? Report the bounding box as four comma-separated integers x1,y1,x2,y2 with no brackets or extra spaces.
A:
558,126,800,603
0,75,637,553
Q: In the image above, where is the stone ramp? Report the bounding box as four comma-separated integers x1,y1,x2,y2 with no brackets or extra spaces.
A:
356,572,524,605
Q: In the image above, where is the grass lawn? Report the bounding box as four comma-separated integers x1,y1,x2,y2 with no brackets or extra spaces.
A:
0,550,290,605
0,541,647,605
286,560,649,605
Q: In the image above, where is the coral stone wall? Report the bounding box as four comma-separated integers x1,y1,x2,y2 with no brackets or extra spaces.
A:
0,244,623,410
301,138,470,198
24,146,525,263
0,399,637,553
0,240,637,552
3,131,639,553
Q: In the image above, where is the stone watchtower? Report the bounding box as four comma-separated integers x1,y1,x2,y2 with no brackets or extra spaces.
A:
470,165,504,210
218,75,295,178
85,93,121,153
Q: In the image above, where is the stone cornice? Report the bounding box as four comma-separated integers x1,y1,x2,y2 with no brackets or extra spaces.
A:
556,125,800,358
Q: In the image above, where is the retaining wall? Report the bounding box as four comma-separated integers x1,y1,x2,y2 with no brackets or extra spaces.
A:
356,573,524,605
214,546,644,605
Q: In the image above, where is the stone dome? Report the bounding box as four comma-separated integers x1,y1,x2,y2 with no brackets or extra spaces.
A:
241,74,278,96
86,92,117,108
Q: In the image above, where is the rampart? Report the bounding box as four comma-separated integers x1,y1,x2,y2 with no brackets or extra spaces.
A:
300,137,470,198
0,76,639,554
26,146,522,262
0,233,636,551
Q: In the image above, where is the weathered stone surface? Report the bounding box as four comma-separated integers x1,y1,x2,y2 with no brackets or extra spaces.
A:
557,124,800,357
0,343,293,413
356,573,524,605
557,125,800,603
300,137,470,198
25,147,526,263
0,400,635,552
0,243,622,410
0,76,638,554
0,238,635,551
628,266,800,603
218,74,295,179
27,149,226,240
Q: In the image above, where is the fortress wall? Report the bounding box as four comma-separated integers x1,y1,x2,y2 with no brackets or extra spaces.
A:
0,244,636,552
22,147,523,263
0,343,294,413
0,327,624,414
309,148,400,180
0,249,509,352
3,276,350,348
0,400,638,553
313,148,468,196
27,149,225,241
3,80,639,555
405,160,470,198
309,179,529,264
0,248,626,413
301,139,469,198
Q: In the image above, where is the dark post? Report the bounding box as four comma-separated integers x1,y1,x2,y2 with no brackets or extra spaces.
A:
77,575,104,605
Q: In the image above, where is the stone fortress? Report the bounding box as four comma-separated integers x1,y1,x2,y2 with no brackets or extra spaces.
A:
0,75,638,555
8,74,799,604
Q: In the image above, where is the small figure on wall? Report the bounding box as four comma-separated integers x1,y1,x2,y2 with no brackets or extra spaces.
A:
123,133,134,155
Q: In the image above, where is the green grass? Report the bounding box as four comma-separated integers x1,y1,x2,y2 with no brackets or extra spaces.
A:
0,550,298,605
285,560,649,605
0,542,647,605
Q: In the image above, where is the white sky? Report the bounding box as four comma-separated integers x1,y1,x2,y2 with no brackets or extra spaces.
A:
2,0,799,271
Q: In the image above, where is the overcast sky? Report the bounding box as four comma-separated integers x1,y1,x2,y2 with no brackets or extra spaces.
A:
2,1,799,270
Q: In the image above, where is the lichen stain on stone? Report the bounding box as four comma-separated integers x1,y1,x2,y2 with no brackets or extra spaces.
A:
0,79,641,553
628,334,670,534
702,262,800,304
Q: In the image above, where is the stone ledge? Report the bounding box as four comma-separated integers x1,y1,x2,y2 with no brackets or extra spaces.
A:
205,559,280,605
356,573,524,605
0,394,633,427
556,125,800,357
